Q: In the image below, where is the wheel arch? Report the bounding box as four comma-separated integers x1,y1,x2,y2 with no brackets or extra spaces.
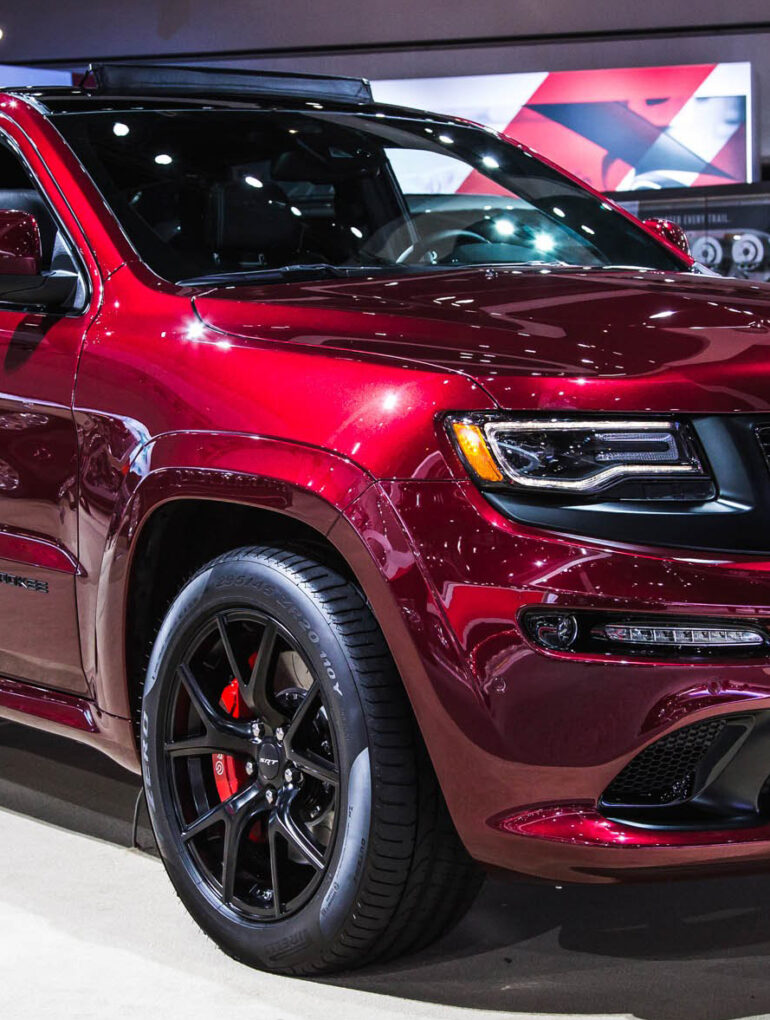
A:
125,496,360,734
85,431,421,764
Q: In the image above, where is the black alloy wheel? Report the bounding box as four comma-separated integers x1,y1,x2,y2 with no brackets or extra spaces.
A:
165,609,339,920
141,546,482,973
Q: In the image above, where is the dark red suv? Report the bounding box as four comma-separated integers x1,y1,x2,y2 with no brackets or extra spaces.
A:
2,61,770,974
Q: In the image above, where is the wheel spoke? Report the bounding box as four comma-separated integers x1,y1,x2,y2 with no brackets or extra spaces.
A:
275,794,325,871
178,663,221,731
291,748,339,787
221,816,240,906
268,820,282,918
240,621,283,726
220,785,270,905
165,734,233,758
284,680,321,749
176,664,254,756
216,614,243,685
181,800,226,842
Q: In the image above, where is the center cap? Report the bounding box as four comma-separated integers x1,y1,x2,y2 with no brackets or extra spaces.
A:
257,740,281,781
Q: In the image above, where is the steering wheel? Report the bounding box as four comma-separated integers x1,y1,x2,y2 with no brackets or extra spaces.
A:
395,228,492,265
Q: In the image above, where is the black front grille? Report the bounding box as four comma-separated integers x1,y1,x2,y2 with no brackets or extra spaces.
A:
602,718,726,807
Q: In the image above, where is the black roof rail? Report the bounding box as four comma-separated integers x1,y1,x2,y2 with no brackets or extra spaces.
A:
81,62,373,104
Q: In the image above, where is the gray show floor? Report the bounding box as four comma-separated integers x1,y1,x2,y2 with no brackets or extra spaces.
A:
1,718,770,1020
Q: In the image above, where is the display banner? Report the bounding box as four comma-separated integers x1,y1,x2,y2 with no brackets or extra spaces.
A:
373,63,754,192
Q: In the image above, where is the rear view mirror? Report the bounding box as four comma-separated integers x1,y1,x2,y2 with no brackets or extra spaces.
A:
644,217,691,256
0,208,42,275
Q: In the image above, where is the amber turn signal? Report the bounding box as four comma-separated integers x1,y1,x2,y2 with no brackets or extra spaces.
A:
451,422,504,482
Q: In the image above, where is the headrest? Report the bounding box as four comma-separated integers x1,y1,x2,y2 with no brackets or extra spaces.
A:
205,180,302,254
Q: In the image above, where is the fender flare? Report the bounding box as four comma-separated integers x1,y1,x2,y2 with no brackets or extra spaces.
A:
89,429,384,720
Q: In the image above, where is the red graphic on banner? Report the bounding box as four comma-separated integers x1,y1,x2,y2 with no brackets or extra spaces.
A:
452,63,749,193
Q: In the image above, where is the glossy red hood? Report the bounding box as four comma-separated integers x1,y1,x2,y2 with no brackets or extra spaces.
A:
194,266,770,414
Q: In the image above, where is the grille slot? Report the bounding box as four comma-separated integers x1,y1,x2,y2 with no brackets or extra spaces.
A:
756,424,770,467
602,717,726,807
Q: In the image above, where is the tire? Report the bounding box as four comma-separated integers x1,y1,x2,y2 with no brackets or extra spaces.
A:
141,545,482,974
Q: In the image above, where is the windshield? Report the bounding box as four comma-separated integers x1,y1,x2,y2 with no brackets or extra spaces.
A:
54,108,686,283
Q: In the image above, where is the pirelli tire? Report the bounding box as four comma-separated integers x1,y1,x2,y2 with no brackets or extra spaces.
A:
141,545,482,974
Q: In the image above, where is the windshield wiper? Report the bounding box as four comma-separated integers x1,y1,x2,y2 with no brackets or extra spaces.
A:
177,263,400,286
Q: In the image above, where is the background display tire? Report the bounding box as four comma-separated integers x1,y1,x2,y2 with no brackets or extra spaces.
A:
141,545,482,974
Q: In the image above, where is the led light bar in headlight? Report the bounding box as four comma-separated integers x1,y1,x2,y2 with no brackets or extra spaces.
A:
520,608,769,660
448,416,707,497
593,623,764,647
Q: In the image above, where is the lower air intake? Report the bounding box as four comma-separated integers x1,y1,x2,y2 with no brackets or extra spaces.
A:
602,717,726,807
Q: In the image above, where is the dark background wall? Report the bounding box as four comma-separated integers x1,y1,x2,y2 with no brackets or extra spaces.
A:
1,3,769,63
3,2,770,159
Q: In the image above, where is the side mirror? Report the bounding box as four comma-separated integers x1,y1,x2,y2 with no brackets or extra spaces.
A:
644,217,691,256
0,209,77,308
0,209,42,275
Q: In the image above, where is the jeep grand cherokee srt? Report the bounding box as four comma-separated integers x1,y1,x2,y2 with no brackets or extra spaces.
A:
0,62,768,974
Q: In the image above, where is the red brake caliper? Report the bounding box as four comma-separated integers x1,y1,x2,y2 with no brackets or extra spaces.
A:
212,652,266,842
212,676,248,801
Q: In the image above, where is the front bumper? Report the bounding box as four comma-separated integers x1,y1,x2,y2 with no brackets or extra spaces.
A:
358,475,770,882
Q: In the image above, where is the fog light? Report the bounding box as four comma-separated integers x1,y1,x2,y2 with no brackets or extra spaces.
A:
592,623,764,647
527,612,579,651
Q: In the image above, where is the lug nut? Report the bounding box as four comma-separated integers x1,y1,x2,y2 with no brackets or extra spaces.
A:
245,761,255,776
275,727,285,742
284,767,295,784
265,788,275,805
251,721,264,740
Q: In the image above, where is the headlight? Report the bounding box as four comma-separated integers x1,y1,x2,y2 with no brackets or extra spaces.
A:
447,416,711,499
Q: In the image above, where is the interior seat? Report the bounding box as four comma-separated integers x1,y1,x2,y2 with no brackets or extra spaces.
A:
205,180,304,268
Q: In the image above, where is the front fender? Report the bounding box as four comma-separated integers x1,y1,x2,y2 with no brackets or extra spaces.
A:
83,430,373,722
